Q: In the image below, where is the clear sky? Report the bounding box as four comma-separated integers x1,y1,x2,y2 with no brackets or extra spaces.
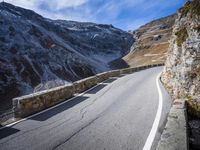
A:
5,0,186,31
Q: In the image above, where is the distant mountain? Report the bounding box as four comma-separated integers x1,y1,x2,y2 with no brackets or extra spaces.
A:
0,2,133,112
112,14,177,68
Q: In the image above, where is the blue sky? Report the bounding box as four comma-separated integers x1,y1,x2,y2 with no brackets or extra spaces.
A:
6,0,186,30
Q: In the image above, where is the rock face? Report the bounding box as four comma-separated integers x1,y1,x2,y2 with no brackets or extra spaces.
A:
161,0,200,117
122,14,177,67
161,1,200,148
0,2,133,112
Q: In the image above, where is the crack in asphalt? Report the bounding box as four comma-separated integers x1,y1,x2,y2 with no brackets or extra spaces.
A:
52,115,101,150
52,82,117,149
79,83,114,119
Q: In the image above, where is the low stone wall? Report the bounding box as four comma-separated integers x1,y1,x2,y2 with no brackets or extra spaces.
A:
13,84,74,118
13,64,164,118
157,99,188,150
74,76,98,93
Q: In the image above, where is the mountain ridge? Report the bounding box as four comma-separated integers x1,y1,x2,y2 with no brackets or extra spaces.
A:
0,2,133,112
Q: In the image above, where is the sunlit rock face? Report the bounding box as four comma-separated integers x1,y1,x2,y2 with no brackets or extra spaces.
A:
161,0,200,117
120,14,177,68
0,2,133,111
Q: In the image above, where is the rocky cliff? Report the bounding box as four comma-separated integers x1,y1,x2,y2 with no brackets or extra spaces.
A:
161,1,200,148
121,14,177,67
161,0,200,116
0,2,133,112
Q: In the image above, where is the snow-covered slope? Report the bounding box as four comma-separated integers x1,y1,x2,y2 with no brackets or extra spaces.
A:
0,2,133,112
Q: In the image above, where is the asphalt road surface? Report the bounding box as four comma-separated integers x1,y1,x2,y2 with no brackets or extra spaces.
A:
0,67,171,150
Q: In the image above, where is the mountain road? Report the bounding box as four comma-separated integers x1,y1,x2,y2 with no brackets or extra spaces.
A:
0,67,171,150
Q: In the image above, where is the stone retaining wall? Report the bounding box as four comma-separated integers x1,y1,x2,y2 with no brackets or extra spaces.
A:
13,84,74,118
13,64,164,118
156,99,188,150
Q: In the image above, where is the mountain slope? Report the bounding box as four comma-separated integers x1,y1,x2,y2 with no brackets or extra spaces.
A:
119,14,177,67
0,2,133,112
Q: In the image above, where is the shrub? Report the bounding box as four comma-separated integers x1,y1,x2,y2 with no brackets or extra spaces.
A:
179,0,200,18
191,0,200,16
175,27,188,47
187,97,200,118
179,1,192,18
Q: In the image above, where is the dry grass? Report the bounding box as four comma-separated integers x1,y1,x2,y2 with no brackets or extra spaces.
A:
124,42,169,67
123,15,175,68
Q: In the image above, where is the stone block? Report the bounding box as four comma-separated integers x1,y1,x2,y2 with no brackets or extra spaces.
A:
108,70,121,77
120,68,132,74
96,72,110,83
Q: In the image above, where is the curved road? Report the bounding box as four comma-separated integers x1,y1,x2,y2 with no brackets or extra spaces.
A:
0,67,171,150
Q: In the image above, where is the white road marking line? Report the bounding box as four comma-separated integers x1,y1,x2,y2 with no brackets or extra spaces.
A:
143,72,163,150
0,79,112,130
82,93,93,97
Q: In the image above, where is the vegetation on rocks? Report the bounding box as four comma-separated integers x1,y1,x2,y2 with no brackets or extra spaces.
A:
187,96,200,118
179,1,191,18
190,0,200,16
175,27,188,47
179,0,200,18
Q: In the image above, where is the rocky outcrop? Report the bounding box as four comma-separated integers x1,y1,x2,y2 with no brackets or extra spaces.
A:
121,14,177,67
161,1,200,148
0,2,133,112
161,0,200,117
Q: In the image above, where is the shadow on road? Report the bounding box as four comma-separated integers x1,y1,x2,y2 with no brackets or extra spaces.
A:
29,77,118,122
30,96,89,121
0,127,20,139
86,84,107,94
86,78,117,94
103,78,117,83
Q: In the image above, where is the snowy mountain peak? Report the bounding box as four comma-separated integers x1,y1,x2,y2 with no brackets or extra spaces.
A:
0,2,134,112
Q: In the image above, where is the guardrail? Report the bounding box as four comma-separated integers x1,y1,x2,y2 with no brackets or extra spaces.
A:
156,99,188,150
13,64,164,118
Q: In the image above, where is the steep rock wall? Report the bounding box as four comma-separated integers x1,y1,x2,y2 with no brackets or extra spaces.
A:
161,0,200,117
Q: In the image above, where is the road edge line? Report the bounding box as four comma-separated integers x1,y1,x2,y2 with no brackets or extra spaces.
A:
142,72,163,150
